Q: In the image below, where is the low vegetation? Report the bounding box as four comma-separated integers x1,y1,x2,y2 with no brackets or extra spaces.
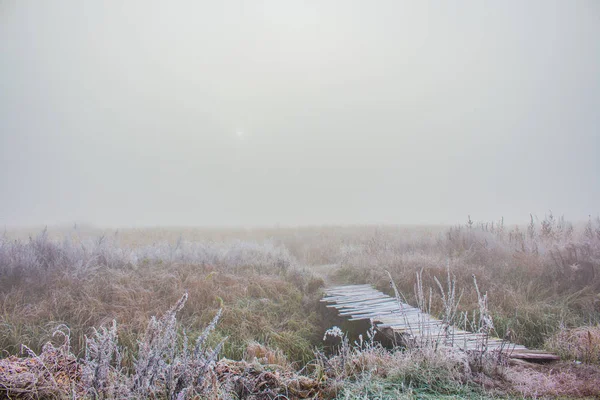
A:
1,213,599,398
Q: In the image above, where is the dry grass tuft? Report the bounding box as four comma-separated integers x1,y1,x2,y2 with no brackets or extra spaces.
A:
545,324,600,364
506,362,600,398
244,342,289,367
0,336,82,399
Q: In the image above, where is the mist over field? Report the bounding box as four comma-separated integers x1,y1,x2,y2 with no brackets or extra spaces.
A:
2,3,600,398
1,0,599,228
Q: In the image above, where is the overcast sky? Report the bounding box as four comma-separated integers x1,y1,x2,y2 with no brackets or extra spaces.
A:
1,1,599,227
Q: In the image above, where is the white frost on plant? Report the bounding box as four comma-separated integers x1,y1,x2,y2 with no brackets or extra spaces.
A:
323,326,344,341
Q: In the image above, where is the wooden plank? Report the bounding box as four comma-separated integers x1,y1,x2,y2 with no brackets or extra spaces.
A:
507,352,560,360
336,302,400,311
327,301,389,309
321,293,384,303
336,298,399,307
324,290,379,297
377,320,442,329
347,309,423,319
324,295,389,305
337,300,410,310
322,296,382,304
380,314,438,326
394,327,446,335
338,303,406,315
349,311,427,321
322,284,559,361
325,291,372,296
330,292,390,304
377,313,436,322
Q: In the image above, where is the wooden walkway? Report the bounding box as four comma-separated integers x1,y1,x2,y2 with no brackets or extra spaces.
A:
322,284,559,361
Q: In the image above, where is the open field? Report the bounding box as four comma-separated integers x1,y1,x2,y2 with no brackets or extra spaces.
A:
3,1,599,398
1,214,600,398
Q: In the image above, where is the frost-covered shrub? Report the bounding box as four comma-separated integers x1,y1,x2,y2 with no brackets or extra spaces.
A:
0,230,295,286
81,293,225,399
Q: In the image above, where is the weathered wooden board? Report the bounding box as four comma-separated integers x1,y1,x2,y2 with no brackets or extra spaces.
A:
323,284,558,361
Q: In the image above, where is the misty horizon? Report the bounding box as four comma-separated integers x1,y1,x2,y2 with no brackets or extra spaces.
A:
1,1,599,228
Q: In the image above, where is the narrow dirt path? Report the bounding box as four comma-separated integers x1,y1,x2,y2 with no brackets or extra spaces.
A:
304,263,342,286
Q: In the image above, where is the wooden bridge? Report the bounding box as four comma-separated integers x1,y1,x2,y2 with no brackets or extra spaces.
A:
322,284,559,361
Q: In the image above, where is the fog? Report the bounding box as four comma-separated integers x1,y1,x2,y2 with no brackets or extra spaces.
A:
1,1,599,227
